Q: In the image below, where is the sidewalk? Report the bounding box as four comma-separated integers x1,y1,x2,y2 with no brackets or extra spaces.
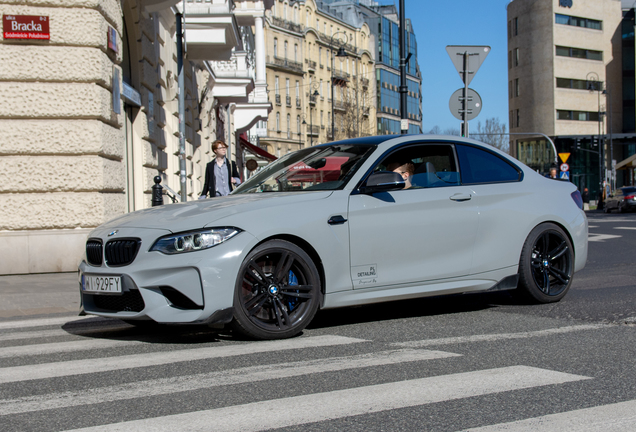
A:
0,272,79,319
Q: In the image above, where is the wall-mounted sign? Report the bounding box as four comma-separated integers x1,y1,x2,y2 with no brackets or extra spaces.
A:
107,26,117,53
3,15,50,40
112,67,121,115
559,0,573,8
122,82,141,107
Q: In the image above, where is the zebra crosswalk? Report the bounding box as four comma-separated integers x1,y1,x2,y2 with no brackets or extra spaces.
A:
0,315,634,432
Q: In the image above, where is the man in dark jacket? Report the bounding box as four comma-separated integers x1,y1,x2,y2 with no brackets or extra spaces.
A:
199,140,241,198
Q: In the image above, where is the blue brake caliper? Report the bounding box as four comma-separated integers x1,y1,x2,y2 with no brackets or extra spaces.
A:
287,270,299,311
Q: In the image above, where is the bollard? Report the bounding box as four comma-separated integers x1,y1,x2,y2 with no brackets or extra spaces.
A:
151,176,164,206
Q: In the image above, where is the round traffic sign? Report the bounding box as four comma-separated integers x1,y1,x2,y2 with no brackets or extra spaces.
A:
449,88,482,121
560,163,569,172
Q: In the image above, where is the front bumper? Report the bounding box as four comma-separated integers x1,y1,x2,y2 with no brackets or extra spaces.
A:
78,227,257,324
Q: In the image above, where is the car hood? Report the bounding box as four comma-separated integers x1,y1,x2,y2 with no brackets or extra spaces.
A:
98,192,333,232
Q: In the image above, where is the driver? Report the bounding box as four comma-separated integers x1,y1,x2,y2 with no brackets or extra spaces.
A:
387,161,415,189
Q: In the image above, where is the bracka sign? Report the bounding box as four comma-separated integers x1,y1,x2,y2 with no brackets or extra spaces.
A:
3,15,50,40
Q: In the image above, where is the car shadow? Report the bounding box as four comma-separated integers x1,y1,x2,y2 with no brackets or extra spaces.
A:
307,290,520,330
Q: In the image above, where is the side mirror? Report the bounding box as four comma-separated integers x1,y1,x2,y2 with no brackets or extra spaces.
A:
360,171,405,194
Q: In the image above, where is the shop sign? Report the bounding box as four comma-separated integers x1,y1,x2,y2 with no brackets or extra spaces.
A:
3,15,50,40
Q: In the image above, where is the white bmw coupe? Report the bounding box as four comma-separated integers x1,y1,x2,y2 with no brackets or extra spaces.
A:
78,135,588,339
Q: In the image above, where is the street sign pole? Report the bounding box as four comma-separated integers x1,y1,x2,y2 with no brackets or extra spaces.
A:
462,51,469,137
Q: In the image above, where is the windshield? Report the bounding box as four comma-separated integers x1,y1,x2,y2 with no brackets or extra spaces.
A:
233,144,376,194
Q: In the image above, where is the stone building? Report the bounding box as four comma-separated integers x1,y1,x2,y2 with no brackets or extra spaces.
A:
252,0,376,156
0,0,272,275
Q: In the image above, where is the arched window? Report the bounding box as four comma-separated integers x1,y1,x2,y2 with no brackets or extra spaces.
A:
284,40,288,59
274,38,278,57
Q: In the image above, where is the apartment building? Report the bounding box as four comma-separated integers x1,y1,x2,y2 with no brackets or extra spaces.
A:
252,0,376,157
507,0,630,197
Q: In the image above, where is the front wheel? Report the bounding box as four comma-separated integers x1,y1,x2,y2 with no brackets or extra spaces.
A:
517,223,574,303
231,240,321,340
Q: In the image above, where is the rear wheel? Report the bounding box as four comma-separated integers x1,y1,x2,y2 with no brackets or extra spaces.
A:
517,223,574,303
231,240,320,340
604,205,611,213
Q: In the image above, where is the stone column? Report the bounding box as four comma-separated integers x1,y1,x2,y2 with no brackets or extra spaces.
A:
254,16,266,85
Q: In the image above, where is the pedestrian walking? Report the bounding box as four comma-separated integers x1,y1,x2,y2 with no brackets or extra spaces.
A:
582,187,590,211
199,140,241,198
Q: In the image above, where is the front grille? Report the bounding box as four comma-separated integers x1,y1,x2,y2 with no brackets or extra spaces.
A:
86,240,103,266
105,239,141,267
90,290,145,312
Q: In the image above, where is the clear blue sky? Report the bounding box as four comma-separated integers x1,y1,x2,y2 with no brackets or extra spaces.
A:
404,0,511,133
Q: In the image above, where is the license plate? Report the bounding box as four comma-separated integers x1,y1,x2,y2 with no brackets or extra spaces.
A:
81,274,123,294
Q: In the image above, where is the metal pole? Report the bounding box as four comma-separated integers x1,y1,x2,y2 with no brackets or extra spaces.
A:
310,106,313,146
176,10,187,202
607,84,614,190
399,0,408,134
462,51,469,138
331,45,335,142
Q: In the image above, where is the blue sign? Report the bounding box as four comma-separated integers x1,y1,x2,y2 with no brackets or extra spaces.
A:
560,171,570,180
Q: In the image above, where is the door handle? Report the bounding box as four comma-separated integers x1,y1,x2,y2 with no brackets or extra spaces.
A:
328,215,348,225
449,193,472,202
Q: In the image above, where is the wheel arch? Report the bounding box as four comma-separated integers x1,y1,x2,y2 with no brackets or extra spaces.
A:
530,220,576,259
253,234,326,301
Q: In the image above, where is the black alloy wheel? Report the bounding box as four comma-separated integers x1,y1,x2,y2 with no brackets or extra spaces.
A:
232,240,320,340
517,223,574,303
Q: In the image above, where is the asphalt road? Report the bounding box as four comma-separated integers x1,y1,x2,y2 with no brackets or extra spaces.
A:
1,211,635,431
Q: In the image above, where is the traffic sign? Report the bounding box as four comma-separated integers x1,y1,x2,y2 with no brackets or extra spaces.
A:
449,88,482,121
559,153,570,163
560,163,569,172
560,171,570,180
446,45,491,86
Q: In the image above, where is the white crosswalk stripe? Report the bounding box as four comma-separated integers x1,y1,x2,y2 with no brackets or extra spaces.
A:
0,315,100,331
0,348,459,416
0,335,367,384
462,399,636,431
59,366,589,432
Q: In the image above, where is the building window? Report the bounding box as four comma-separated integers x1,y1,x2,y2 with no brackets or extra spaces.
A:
320,79,323,96
284,40,288,59
319,47,322,65
508,50,512,69
294,44,298,62
286,78,290,96
516,109,520,128
556,45,603,61
287,114,291,138
297,115,300,134
513,17,518,36
514,48,519,66
276,112,280,131
556,77,603,90
557,110,600,121
514,78,519,97
555,14,602,30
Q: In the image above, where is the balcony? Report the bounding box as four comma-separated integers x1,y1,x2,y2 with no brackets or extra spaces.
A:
266,55,304,75
286,95,292,107
327,127,338,140
307,125,320,136
362,106,370,117
333,100,346,112
209,51,254,104
275,94,281,105
361,77,369,88
332,69,349,86
296,97,301,108
271,16,303,33
179,0,239,61
307,59,317,73
309,94,317,105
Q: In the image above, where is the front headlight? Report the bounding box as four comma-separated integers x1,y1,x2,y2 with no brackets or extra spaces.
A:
150,228,241,255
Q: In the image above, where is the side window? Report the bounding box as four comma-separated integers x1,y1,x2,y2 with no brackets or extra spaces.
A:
373,144,460,189
456,144,521,184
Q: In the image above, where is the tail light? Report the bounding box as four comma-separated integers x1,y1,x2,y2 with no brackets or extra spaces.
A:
625,195,635,200
571,190,583,209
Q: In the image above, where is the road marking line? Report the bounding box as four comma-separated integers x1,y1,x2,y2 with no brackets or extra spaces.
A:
0,335,367,384
0,323,132,342
60,366,590,432
461,399,636,431
393,324,609,348
0,338,144,359
0,316,110,331
614,226,636,230
0,348,460,416
588,233,622,242
588,225,599,228
587,218,636,223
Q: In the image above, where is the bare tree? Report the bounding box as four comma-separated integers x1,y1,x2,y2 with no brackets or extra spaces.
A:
428,125,441,135
335,78,375,140
475,117,509,152
443,127,460,136
427,125,459,135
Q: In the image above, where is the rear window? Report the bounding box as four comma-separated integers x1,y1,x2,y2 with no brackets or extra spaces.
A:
456,144,521,184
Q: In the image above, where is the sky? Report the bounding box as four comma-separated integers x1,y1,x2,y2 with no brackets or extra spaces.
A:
403,0,511,133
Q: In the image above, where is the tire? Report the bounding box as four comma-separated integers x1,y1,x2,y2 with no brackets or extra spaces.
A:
517,223,574,303
604,205,610,213
231,240,321,340
618,203,624,213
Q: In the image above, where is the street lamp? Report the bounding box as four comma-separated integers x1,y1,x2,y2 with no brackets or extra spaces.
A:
587,71,605,202
330,32,348,141
309,88,319,146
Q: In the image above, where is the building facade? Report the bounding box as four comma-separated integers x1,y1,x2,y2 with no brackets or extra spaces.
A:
319,0,423,135
0,0,272,275
507,0,635,198
253,0,376,157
